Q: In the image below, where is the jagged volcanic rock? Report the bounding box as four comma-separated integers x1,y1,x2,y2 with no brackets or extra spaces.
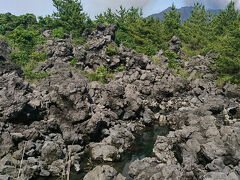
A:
0,24,239,180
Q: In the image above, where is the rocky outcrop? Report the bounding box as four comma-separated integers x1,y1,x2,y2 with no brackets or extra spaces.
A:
0,24,239,180
0,58,45,128
128,158,183,180
89,123,135,161
84,165,125,180
168,35,181,54
0,40,11,60
151,110,240,180
0,71,31,123
0,40,45,125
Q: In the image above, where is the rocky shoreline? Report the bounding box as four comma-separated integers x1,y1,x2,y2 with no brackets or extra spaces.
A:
0,24,240,180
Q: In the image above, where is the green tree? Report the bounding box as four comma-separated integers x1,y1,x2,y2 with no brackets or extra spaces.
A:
212,2,239,35
215,25,240,84
52,0,92,36
18,14,37,28
0,13,17,34
97,7,165,56
38,15,56,30
163,4,181,39
211,2,240,84
0,13,37,35
180,3,213,56
96,8,117,25
6,25,39,52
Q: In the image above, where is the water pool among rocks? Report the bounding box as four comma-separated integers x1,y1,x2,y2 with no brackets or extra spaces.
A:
38,125,169,180
108,125,169,179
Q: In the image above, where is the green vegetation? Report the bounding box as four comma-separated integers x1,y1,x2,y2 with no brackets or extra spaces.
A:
3,22,47,81
163,5,181,40
106,44,119,55
211,2,240,84
152,56,161,65
21,52,48,81
29,52,47,61
23,70,49,81
176,67,189,79
79,64,126,83
52,27,65,38
114,64,125,72
0,13,37,35
96,6,166,56
179,3,212,56
72,37,87,46
0,0,93,81
9,51,29,66
0,1,239,84
163,50,179,69
179,2,240,84
51,0,94,37
70,57,78,66
83,65,113,84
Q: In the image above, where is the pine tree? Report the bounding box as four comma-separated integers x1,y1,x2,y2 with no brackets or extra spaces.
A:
211,2,240,84
212,1,239,35
180,3,213,56
163,4,181,40
95,9,117,25
52,0,91,36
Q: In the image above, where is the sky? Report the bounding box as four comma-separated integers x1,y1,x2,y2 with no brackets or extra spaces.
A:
0,0,239,18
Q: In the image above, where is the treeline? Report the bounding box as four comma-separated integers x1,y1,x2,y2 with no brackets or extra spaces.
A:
0,0,239,84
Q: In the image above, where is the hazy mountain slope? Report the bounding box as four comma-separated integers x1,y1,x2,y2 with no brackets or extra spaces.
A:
150,6,220,22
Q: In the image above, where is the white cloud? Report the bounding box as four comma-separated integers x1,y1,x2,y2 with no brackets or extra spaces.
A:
182,0,240,9
92,0,154,8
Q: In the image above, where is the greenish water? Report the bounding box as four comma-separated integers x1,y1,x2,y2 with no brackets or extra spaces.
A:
110,125,169,179
37,125,169,180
